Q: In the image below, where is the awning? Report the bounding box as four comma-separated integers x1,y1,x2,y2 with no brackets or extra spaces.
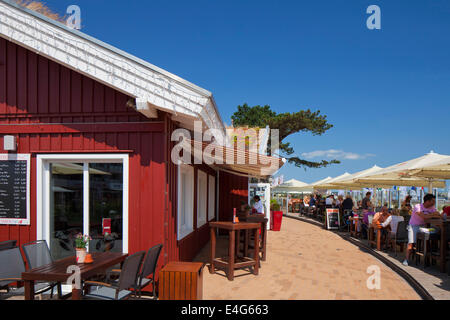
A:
177,138,285,177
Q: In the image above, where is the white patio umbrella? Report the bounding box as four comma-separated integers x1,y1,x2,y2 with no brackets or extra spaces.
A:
312,173,352,190
306,176,333,190
272,179,313,194
354,152,449,190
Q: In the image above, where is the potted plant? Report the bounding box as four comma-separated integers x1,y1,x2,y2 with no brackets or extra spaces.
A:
75,233,91,263
270,199,283,231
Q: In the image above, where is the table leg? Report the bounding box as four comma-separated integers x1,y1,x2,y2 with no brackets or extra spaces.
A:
253,228,260,275
24,280,35,300
72,288,82,300
376,228,381,251
209,227,216,274
261,222,267,261
424,238,429,267
235,229,241,259
440,224,446,273
228,230,235,281
244,230,249,257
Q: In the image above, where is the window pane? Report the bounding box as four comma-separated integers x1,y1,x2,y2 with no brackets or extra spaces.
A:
89,163,123,253
49,163,83,260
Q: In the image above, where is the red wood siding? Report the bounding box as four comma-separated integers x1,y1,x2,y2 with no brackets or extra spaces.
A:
0,37,239,277
0,39,167,270
166,120,218,262
218,171,249,222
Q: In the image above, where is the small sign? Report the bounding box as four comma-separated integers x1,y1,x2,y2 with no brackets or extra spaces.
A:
0,154,30,225
326,209,340,230
102,218,111,235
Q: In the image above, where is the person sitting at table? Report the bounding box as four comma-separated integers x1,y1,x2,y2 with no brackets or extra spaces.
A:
325,195,334,208
361,210,376,239
309,195,316,207
372,206,392,250
403,194,442,266
442,205,450,217
252,195,264,215
400,195,412,216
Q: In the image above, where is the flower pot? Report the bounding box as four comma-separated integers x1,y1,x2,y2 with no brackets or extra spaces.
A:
76,248,87,263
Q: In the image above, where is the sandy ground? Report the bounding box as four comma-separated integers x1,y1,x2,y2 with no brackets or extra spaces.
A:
193,218,420,300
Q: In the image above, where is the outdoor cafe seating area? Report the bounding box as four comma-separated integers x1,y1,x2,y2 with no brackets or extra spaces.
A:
0,240,163,300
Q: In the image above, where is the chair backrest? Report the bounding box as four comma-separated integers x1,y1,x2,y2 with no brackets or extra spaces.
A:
396,221,408,240
390,216,404,234
140,244,163,280
0,247,26,288
0,240,17,251
22,240,53,270
118,251,146,291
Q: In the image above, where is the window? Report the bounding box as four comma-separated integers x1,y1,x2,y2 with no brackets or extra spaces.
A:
208,175,215,221
36,154,129,259
178,165,194,240
197,170,207,228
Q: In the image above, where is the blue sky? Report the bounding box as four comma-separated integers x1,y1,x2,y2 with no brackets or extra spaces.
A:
43,0,450,183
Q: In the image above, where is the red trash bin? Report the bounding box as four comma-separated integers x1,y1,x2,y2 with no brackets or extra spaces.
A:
272,211,283,231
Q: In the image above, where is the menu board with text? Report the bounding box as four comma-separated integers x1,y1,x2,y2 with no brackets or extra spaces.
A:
0,154,30,225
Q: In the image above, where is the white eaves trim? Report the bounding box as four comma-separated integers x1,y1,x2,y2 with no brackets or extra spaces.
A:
0,0,225,133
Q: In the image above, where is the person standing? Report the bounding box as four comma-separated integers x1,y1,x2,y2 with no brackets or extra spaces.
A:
361,192,372,210
342,194,354,212
403,194,441,266
252,195,264,215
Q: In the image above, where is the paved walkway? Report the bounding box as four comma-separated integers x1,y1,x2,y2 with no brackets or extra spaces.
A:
349,237,450,300
194,217,420,300
287,211,450,300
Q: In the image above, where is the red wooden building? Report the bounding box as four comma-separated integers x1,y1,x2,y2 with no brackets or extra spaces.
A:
0,0,282,279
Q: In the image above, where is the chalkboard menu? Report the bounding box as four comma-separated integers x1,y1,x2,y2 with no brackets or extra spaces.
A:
0,154,30,225
326,208,340,230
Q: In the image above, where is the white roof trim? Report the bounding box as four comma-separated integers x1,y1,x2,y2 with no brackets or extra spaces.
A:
0,0,225,134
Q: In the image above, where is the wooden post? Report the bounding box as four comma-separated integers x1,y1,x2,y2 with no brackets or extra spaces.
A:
228,230,235,281
440,222,447,273
253,227,260,275
209,226,216,274
376,227,381,251
72,288,82,300
261,221,267,261
24,280,35,300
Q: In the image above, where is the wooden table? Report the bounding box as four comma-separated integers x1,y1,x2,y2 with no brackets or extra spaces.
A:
209,221,261,281
22,252,128,300
428,219,449,273
237,214,268,261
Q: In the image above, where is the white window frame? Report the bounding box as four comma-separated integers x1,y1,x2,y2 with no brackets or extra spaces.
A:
208,175,215,221
196,170,207,228
177,164,194,240
36,154,129,253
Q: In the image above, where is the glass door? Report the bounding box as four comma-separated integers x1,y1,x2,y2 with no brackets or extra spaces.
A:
45,159,125,260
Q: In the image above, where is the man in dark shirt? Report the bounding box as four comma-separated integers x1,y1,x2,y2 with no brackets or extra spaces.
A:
361,192,372,210
309,195,316,207
342,194,354,211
